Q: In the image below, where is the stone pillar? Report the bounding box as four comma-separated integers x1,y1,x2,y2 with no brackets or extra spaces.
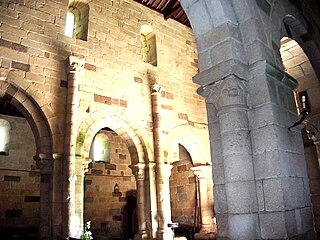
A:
151,84,173,240
130,163,148,239
34,153,53,239
305,120,320,237
63,56,85,239
198,75,259,239
191,165,215,239
248,61,313,239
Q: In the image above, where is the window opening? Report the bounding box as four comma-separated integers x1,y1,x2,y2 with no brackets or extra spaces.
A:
0,119,11,155
140,25,157,66
92,133,110,163
65,2,89,41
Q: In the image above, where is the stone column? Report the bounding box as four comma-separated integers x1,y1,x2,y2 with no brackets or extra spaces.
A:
191,165,215,239
34,153,53,239
198,75,259,239
63,56,85,239
147,162,158,238
130,163,148,239
151,84,173,240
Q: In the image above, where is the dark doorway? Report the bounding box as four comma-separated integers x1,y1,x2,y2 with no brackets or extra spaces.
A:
126,195,138,239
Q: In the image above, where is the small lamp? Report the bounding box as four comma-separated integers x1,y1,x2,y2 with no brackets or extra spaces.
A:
114,183,120,193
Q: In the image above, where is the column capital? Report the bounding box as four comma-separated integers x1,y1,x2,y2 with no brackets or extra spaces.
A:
197,75,247,110
191,164,211,179
151,84,163,94
68,55,85,73
129,163,146,180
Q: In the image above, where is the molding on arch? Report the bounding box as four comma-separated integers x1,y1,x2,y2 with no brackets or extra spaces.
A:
164,124,210,165
78,111,152,165
0,80,53,155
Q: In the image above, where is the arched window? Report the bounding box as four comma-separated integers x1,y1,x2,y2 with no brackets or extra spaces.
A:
140,25,157,66
65,1,89,41
92,133,110,162
0,119,11,155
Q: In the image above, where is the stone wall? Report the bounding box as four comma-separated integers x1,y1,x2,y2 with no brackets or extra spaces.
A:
0,114,39,229
84,130,136,239
170,149,196,227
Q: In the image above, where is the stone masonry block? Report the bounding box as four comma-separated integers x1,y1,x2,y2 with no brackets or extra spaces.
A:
279,151,308,178
212,163,225,185
285,210,298,238
263,178,285,211
229,213,259,239
251,125,279,154
225,181,258,214
282,177,306,210
219,110,249,134
248,74,271,108
221,130,251,156
241,18,267,44
224,153,254,182
214,184,228,214
301,207,314,233
253,150,281,180
260,212,287,239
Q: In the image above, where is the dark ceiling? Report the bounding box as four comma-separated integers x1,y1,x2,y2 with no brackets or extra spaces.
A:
134,0,191,27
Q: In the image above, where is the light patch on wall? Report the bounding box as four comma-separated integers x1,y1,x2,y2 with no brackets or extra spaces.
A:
0,119,11,155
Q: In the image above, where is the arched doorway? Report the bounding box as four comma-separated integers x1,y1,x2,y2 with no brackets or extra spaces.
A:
84,127,137,239
0,84,53,239
79,113,151,240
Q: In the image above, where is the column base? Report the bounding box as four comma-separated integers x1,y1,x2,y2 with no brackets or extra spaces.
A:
194,232,216,240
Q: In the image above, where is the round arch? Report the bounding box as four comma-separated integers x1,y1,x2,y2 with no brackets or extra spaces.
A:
78,111,152,165
0,80,53,156
164,124,210,165
271,1,320,79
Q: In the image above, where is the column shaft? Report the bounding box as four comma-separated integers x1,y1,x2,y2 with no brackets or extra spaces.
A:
151,85,173,240
63,56,85,239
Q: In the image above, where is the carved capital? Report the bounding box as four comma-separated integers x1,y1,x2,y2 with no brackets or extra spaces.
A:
197,75,247,110
130,163,146,180
68,55,85,73
151,84,163,94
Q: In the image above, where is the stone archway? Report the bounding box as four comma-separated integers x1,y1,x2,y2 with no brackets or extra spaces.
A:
0,81,53,239
164,124,215,239
78,112,152,239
